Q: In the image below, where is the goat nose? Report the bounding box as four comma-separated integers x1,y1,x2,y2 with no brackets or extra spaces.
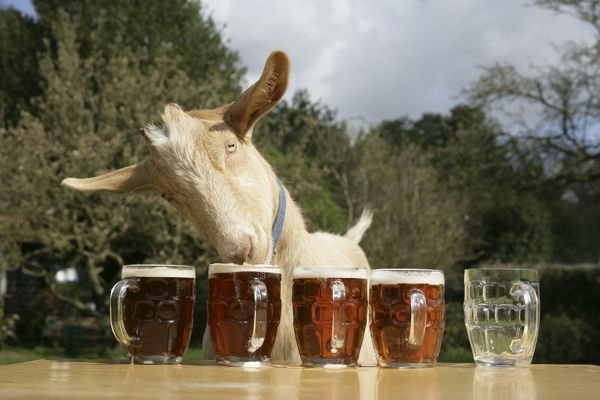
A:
231,238,252,265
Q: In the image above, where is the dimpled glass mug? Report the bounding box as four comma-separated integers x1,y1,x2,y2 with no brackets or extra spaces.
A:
207,263,282,367
110,264,196,365
292,267,369,368
369,269,445,368
464,268,540,367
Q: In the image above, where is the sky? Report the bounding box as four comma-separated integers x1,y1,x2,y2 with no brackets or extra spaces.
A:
1,0,594,125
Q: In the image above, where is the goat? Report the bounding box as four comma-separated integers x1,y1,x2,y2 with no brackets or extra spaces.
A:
61,50,376,365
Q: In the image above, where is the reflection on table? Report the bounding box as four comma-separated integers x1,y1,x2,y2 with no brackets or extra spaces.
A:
0,361,598,400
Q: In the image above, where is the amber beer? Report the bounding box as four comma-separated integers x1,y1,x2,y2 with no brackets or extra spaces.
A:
370,269,445,368
208,264,282,366
109,264,196,364
292,267,368,367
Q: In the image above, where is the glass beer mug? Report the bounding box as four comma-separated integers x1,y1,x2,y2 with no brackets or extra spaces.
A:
292,266,369,368
110,264,196,364
464,268,540,367
369,269,445,368
207,263,282,367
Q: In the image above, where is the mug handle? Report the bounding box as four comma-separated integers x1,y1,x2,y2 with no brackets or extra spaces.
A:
510,282,539,354
247,278,267,353
330,279,347,354
408,289,427,348
109,278,140,347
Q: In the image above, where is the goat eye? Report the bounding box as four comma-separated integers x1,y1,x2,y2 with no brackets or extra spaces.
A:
226,142,237,153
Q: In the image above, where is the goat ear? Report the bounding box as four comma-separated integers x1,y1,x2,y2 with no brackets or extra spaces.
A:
225,50,290,139
143,123,169,148
61,163,155,193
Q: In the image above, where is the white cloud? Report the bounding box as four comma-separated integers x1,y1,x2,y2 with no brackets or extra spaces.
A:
4,0,593,123
203,0,593,122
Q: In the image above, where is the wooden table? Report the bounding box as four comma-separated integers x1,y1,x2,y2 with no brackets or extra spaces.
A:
0,360,598,399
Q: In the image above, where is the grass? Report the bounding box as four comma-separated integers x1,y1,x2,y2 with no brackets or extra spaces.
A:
1,345,472,365
0,347,42,365
0,346,204,365
184,347,204,360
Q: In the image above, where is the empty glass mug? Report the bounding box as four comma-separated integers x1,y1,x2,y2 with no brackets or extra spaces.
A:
207,263,282,367
110,264,196,364
369,269,445,368
292,266,369,367
464,268,540,367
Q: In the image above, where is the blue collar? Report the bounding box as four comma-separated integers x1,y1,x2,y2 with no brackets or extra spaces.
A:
271,177,286,261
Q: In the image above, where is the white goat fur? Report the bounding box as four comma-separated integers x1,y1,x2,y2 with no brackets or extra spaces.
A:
61,51,376,365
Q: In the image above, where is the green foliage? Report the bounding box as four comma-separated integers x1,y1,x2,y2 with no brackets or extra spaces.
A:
350,135,469,271
0,2,233,347
548,185,600,263
440,109,552,264
32,0,245,107
535,313,594,363
0,8,43,128
0,312,19,349
256,90,351,233
0,346,51,365
375,106,552,265
438,302,472,362
533,265,600,363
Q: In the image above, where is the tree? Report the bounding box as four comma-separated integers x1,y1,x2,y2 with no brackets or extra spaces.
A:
374,106,552,264
466,0,600,263
348,134,468,272
466,0,600,187
0,8,43,128
548,179,600,262
32,0,244,107
435,107,552,263
0,3,241,347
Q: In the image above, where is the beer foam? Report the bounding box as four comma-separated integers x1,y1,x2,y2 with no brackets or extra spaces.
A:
121,265,196,279
208,263,282,275
370,269,444,285
293,267,369,280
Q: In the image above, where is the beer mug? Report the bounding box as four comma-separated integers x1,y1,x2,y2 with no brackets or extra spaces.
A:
207,263,282,367
464,268,540,367
110,264,196,364
369,269,445,368
292,266,369,368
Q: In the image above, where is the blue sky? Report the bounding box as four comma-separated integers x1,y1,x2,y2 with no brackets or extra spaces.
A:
1,0,593,125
